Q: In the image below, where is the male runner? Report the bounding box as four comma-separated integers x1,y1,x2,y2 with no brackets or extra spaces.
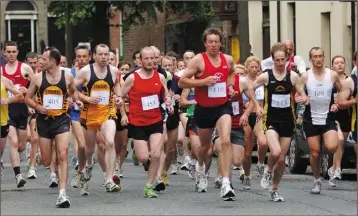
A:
75,44,121,193
179,27,238,200
1,41,34,187
253,42,308,202
301,47,342,194
25,47,81,207
69,45,91,195
1,76,24,176
120,46,173,198
24,52,40,179
60,55,67,67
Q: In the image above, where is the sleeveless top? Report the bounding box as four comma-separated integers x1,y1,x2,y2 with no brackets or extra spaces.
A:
195,52,229,107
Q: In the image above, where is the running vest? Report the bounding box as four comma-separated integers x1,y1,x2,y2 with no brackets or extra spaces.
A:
332,75,351,124
80,64,116,122
303,68,334,125
351,74,357,131
195,52,229,107
38,70,68,117
2,61,29,102
128,71,164,126
286,56,295,71
263,69,295,124
243,85,264,103
231,74,244,129
186,89,196,117
1,81,8,126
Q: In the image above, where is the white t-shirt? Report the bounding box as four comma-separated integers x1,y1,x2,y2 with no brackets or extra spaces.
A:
351,66,357,76
261,56,307,73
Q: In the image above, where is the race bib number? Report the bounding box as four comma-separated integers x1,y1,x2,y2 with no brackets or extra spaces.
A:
271,94,290,108
208,82,227,98
141,95,159,111
43,95,63,110
231,101,240,115
255,86,264,100
313,88,326,98
91,91,110,105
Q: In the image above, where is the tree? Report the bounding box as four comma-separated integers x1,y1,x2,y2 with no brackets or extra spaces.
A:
47,1,214,62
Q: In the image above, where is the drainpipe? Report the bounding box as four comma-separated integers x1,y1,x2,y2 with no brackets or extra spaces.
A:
351,2,356,56
277,1,281,42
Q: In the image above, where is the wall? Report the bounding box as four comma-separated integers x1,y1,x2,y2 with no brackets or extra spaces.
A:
248,1,263,60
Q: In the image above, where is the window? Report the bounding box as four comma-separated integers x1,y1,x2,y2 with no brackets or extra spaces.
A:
6,1,35,11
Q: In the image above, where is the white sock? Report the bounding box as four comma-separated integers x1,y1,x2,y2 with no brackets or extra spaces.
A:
51,172,56,177
314,178,321,182
59,189,65,195
222,177,230,184
195,162,205,173
185,156,191,162
191,159,197,166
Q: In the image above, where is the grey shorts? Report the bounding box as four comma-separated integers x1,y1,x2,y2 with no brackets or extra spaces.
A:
231,129,245,146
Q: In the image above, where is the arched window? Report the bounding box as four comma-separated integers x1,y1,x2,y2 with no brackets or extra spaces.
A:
6,1,35,11
5,1,38,60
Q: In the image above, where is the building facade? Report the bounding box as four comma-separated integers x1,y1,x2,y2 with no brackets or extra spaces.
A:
248,1,357,71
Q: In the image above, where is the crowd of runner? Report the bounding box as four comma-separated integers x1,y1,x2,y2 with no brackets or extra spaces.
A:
0,27,357,208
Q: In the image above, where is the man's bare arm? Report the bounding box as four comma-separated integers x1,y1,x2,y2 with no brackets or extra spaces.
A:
241,80,255,116
67,73,79,101
3,77,24,103
22,63,35,80
179,88,196,107
25,76,39,109
178,55,204,88
252,72,269,89
120,74,135,98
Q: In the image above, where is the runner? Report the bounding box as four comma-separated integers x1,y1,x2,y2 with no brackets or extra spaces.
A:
328,55,351,187
1,76,25,176
1,41,34,188
241,56,268,183
176,50,195,172
301,47,342,195
252,42,308,201
214,68,259,191
120,46,173,198
178,27,238,200
60,55,67,67
24,52,40,178
25,47,81,207
69,45,91,196
75,43,121,193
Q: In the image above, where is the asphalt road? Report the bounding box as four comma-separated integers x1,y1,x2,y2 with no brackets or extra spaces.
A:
1,142,357,215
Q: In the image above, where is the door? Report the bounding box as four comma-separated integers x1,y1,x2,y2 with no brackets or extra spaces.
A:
10,20,32,61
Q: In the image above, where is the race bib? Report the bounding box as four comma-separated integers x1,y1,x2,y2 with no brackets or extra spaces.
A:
91,91,110,105
208,82,227,98
231,101,240,115
271,94,290,108
43,95,63,110
313,88,326,98
255,86,264,100
141,95,159,111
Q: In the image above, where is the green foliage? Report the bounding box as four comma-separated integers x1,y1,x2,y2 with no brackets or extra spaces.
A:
47,1,95,29
48,1,214,30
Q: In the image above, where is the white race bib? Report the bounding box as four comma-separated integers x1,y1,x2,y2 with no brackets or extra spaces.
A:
271,94,290,108
231,101,240,115
43,95,63,110
255,86,264,100
91,91,110,105
208,82,227,98
141,95,159,111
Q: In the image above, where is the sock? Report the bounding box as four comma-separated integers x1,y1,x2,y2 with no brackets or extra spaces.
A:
145,183,152,188
59,189,66,195
185,156,191,161
190,159,197,166
222,177,230,184
13,167,21,176
51,172,56,177
314,178,321,183
195,162,205,173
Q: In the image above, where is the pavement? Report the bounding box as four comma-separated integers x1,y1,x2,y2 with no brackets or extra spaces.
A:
1,142,357,215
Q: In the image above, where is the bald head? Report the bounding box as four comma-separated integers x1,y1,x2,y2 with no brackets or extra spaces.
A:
282,40,294,57
150,46,161,67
